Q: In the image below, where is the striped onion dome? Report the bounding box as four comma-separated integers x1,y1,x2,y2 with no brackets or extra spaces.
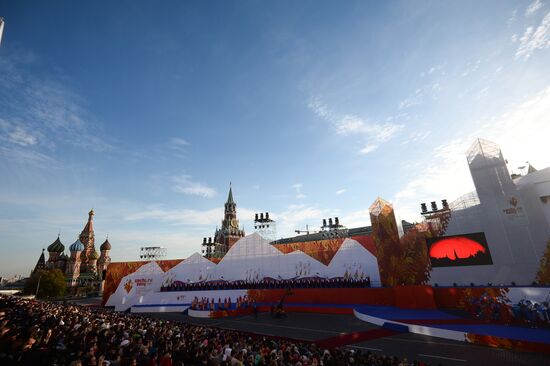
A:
69,239,85,252
47,236,65,253
100,239,111,251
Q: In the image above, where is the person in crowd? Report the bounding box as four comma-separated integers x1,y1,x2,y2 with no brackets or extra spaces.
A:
465,294,550,328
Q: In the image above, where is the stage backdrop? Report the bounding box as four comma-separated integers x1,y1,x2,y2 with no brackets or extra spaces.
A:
103,233,381,309
103,259,183,306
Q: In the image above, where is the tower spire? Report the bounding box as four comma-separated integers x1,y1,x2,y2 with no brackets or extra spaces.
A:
82,209,94,234
226,183,234,204
33,248,46,273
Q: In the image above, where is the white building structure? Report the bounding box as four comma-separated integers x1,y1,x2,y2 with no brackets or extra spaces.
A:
429,139,550,286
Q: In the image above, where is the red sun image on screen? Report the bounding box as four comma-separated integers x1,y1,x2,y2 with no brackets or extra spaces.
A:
429,237,486,260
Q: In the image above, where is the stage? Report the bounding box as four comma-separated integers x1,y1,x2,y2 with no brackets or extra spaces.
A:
140,311,549,366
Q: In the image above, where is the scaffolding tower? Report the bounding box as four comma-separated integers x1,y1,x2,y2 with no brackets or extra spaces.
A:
254,212,277,242
139,246,167,261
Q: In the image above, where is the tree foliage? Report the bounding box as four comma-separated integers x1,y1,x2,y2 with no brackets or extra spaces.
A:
24,269,66,298
536,237,550,285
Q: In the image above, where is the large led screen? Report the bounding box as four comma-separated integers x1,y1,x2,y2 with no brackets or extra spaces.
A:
427,232,493,267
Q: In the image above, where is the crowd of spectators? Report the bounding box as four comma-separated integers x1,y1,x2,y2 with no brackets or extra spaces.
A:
512,299,550,326
466,293,550,327
161,277,371,293
0,295,434,366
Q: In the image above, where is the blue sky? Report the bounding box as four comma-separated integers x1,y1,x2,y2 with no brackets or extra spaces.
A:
1,0,550,277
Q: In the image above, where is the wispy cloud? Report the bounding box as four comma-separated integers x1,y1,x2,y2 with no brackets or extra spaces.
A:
170,137,190,147
0,119,39,146
526,0,544,17
164,137,191,159
401,130,431,145
399,66,445,111
126,202,335,241
124,205,257,229
340,209,372,229
172,175,217,198
476,87,490,100
461,59,482,77
507,9,518,26
0,53,112,165
335,188,346,195
0,145,58,167
399,88,424,110
111,230,204,260
273,204,334,236
292,183,306,199
126,206,222,225
308,98,403,154
516,11,550,60
420,64,445,78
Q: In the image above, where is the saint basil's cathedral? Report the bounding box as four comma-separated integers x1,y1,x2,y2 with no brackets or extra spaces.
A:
33,209,111,288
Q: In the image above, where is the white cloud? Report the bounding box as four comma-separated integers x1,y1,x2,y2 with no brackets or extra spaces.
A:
401,130,431,145
516,12,550,60
335,188,346,195
476,87,490,100
340,209,372,229
308,98,403,154
507,9,518,26
0,54,112,162
110,230,203,261
126,206,221,225
526,0,544,17
292,183,306,199
170,137,190,146
272,204,334,237
0,120,39,146
172,175,217,198
125,205,256,227
0,145,57,167
398,94,422,109
359,144,377,154
422,64,445,77
162,137,191,159
9,126,37,146
398,73,445,111
461,59,481,77
132,203,326,240
392,85,550,221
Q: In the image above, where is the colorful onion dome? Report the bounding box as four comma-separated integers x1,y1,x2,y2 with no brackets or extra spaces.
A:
69,239,85,252
89,249,100,260
100,239,111,251
47,236,65,253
